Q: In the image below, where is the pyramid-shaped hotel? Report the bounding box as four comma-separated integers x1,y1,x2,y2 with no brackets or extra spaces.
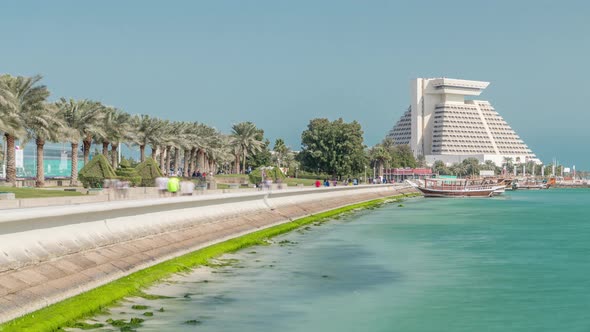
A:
387,78,539,166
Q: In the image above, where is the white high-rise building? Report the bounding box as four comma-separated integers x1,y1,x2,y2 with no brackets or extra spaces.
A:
387,78,539,166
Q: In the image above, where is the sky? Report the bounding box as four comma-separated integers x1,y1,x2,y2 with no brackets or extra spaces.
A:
1,0,589,168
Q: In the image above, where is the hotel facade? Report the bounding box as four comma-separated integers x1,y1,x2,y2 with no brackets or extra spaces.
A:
387,78,539,166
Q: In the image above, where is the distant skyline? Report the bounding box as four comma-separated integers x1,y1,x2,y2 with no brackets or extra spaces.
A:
1,1,588,168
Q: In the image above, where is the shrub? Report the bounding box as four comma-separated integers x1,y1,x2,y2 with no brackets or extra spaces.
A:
135,158,164,187
115,161,142,187
78,154,117,188
248,166,286,184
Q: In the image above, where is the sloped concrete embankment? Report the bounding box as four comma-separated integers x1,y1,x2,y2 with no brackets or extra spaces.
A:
0,185,417,323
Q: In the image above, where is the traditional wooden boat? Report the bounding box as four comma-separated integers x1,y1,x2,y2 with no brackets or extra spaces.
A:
411,179,503,198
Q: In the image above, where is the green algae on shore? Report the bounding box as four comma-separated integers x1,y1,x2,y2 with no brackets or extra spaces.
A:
0,193,420,332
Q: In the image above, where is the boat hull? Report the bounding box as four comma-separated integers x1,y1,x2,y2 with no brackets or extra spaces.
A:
416,187,495,198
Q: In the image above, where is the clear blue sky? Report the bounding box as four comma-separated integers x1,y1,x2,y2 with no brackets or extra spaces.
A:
2,0,589,168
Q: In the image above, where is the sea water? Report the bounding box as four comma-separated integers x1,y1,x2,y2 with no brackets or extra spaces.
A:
85,189,590,331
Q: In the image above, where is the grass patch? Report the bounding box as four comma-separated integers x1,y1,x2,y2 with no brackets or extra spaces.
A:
134,291,172,300
65,321,104,330
130,305,149,310
0,186,83,199
0,192,420,332
284,178,317,186
214,174,249,179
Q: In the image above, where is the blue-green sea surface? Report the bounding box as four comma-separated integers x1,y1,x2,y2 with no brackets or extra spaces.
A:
84,189,590,332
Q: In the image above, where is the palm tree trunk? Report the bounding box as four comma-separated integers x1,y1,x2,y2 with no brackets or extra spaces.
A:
190,148,197,174
111,143,118,169
151,145,158,161
209,159,215,174
140,145,146,163
83,139,91,166
197,149,205,171
183,149,190,177
5,134,16,186
159,146,166,173
173,147,180,175
70,142,79,186
35,138,45,187
242,150,247,175
165,146,171,176
203,154,209,173
378,160,384,177
102,141,109,157
234,153,240,174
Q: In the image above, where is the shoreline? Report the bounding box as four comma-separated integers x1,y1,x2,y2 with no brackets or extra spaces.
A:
0,193,420,332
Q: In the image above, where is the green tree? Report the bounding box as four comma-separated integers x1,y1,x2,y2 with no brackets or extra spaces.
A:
132,115,164,163
462,157,481,176
273,138,289,168
231,122,264,174
299,118,366,178
368,145,390,177
0,75,51,186
432,160,451,175
25,103,68,187
393,145,417,168
55,98,105,186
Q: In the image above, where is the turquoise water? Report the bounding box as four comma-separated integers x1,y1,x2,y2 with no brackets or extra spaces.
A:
86,190,590,331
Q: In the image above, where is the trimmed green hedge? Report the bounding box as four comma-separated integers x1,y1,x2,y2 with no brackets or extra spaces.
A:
135,158,164,187
79,154,117,188
116,160,142,187
248,166,286,184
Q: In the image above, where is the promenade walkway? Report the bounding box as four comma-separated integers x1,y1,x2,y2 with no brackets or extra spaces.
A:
0,184,418,323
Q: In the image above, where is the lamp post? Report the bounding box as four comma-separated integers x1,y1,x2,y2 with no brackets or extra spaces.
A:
295,166,298,178
364,165,367,184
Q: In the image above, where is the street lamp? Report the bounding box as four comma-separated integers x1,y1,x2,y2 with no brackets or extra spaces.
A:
364,165,367,184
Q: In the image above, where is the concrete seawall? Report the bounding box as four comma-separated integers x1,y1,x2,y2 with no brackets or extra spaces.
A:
0,184,418,323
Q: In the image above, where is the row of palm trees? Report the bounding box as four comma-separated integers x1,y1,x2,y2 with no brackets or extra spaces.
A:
0,74,265,187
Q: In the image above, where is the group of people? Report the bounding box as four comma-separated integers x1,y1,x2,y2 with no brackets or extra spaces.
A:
103,179,131,199
155,176,197,197
314,178,359,188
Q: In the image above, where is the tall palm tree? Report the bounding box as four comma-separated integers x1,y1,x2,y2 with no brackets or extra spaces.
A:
0,75,49,186
273,138,289,168
24,103,68,187
56,98,105,186
230,122,263,174
94,106,115,159
132,114,163,162
368,145,390,177
111,110,132,169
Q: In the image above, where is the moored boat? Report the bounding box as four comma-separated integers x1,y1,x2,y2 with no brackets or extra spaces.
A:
412,179,503,198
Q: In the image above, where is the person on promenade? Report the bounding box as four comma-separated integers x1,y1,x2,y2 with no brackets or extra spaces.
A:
156,176,168,197
167,177,180,196
315,179,321,188
180,180,195,196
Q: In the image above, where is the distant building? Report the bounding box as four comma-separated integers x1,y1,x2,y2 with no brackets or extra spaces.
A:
387,78,539,166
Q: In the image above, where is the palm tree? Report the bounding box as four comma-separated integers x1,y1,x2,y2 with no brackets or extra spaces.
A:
56,98,105,186
368,145,390,177
24,103,67,187
132,115,163,163
106,109,132,169
0,75,49,186
230,122,263,174
273,138,289,168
